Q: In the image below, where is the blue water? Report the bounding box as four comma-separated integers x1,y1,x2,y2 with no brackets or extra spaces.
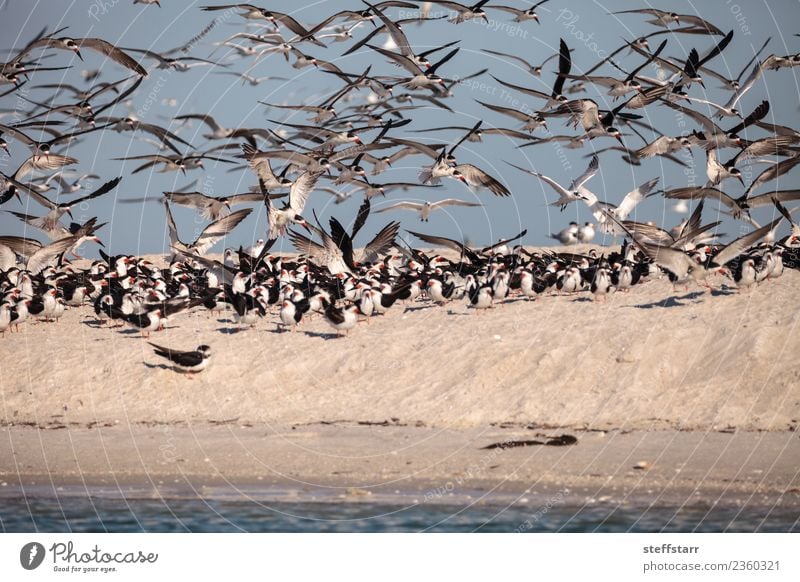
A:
1,496,797,532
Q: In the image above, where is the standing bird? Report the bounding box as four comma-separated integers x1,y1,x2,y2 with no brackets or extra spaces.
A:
149,343,211,374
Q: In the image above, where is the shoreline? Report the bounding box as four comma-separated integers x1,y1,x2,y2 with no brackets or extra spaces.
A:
2,424,799,509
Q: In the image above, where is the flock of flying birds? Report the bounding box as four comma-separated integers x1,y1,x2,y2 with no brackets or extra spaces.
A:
1,2,799,373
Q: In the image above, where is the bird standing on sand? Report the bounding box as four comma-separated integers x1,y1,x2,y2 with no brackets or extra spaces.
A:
149,343,211,374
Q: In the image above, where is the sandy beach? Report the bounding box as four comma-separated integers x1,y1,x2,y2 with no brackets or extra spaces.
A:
1,247,799,515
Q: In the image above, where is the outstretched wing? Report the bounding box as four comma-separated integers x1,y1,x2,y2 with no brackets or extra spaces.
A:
26,235,77,275
191,208,252,255
361,221,400,264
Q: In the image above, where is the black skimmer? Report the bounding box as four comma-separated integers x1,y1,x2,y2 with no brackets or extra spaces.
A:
468,284,493,313
123,308,162,337
279,298,309,332
165,201,252,257
0,303,11,336
590,267,613,302
323,301,359,336
613,8,724,35
24,36,148,75
488,1,550,23
149,343,211,374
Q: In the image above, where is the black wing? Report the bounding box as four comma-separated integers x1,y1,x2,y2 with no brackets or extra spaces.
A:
551,38,571,98
63,177,122,207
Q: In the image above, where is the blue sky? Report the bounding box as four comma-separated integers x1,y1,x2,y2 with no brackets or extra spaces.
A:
1,0,798,256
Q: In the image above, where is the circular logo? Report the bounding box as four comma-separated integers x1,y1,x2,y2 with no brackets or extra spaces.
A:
20,542,46,570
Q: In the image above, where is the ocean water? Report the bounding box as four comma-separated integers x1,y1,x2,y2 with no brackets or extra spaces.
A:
1,496,797,532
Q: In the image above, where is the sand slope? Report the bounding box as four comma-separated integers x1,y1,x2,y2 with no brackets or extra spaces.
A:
1,251,799,431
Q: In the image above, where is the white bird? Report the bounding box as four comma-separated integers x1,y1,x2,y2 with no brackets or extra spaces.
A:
579,177,660,235
550,222,579,245
578,222,595,243
265,170,324,239
508,155,599,210
375,199,482,221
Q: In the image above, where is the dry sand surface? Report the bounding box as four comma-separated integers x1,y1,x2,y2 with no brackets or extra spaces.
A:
1,247,799,504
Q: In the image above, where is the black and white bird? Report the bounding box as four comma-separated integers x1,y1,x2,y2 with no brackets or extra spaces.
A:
149,343,211,374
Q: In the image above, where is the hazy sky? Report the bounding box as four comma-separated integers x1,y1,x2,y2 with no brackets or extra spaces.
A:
1,0,798,257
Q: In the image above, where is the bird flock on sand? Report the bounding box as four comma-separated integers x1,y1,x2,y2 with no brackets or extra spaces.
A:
1,2,799,373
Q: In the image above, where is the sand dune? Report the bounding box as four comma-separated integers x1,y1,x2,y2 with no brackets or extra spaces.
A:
2,247,798,433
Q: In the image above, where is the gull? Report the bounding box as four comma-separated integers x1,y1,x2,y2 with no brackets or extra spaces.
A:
99,115,193,155
544,98,624,143
550,222,579,245
341,11,450,63
578,178,661,235
241,143,293,189
260,65,372,123
419,160,510,196
264,170,324,239
507,155,598,210
315,22,365,43
20,74,135,125
375,199,483,221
